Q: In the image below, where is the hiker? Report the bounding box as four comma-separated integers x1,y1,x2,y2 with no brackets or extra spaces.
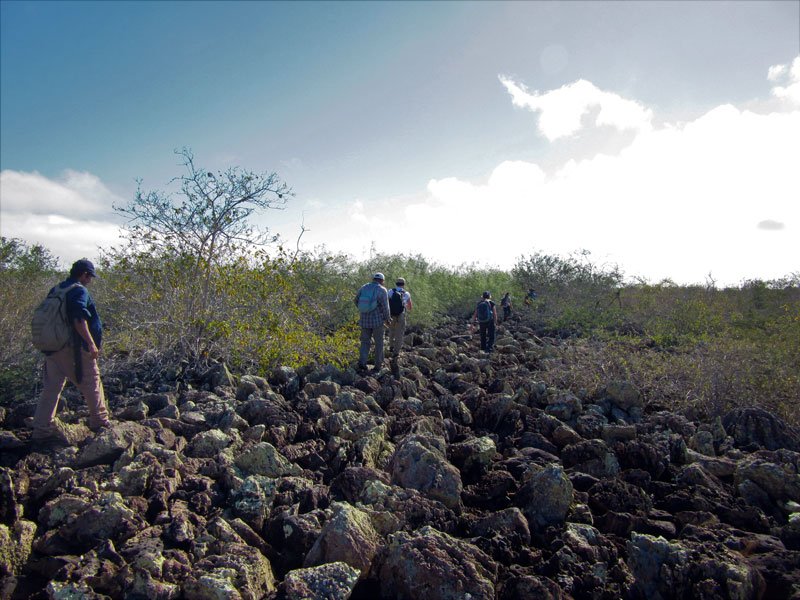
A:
32,259,111,443
472,291,498,352
387,277,413,374
354,272,391,372
524,287,538,306
500,292,512,321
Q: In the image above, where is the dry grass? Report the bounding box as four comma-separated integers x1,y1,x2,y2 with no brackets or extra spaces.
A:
535,334,799,427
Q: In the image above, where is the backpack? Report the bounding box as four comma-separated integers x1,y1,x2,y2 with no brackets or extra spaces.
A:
389,289,405,316
476,300,493,323
31,283,81,352
357,285,379,313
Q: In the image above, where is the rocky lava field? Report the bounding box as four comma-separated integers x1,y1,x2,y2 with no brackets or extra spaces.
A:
1,318,799,599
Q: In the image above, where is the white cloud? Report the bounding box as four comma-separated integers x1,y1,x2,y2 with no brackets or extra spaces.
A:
0,169,123,217
767,64,787,81
0,169,126,264
343,66,800,285
769,56,800,105
499,77,653,141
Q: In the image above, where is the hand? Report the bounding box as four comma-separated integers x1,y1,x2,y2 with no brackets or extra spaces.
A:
87,345,100,360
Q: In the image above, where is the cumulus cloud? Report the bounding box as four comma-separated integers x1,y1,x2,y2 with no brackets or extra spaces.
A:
769,56,800,105
346,64,799,285
1,169,122,217
0,169,126,264
499,77,653,141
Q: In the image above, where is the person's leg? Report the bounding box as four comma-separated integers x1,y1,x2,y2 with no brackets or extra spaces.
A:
391,313,406,355
487,321,496,351
75,349,110,429
359,327,372,368
33,351,68,437
479,322,488,351
373,326,385,369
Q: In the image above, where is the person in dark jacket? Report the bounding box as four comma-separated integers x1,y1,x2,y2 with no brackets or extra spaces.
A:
32,259,111,443
500,292,512,321
472,291,498,352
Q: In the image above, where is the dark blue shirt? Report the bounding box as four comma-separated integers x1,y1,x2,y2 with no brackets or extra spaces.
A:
52,277,103,350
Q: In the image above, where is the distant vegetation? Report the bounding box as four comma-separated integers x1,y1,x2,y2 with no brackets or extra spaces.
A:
2,152,797,426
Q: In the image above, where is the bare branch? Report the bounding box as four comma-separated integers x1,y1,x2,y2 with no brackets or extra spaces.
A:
292,213,309,265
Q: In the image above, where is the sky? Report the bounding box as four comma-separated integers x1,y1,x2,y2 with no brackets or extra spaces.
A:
1,0,799,286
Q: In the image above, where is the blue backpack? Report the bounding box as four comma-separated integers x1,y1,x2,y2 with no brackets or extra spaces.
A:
477,300,493,323
357,285,378,313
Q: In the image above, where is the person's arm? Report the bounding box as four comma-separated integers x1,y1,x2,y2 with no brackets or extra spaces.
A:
493,305,499,324
406,293,413,312
74,318,99,359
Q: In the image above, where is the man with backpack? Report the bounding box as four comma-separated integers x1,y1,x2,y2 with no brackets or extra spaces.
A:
472,291,498,353
31,259,111,444
354,272,390,373
500,292,512,321
387,277,412,374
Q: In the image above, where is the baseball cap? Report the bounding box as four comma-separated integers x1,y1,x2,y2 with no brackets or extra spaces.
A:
71,259,97,278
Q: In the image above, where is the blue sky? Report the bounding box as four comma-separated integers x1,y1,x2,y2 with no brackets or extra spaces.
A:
1,1,798,284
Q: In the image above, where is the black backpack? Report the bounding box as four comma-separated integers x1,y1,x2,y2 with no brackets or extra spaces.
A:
389,289,405,316
477,300,493,323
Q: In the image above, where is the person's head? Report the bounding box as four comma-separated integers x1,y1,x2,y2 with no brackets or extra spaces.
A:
373,272,385,284
70,259,97,284
482,291,491,299
395,278,406,288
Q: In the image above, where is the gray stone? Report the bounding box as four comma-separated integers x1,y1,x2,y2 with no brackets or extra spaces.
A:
0,519,36,577
379,526,497,600
689,430,716,456
184,542,275,600
74,422,155,468
304,502,382,574
188,429,233,458
234,443,302,477
517,465,573,530
390,434,462,510
627,533,689,600
284,562,360,600
605,381,643,411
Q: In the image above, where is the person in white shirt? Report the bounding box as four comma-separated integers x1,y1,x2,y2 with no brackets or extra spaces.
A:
387,278,413,371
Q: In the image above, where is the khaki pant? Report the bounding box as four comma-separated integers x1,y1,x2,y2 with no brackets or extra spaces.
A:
387,312,407,356
359,326,385,369
33,345,109,435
